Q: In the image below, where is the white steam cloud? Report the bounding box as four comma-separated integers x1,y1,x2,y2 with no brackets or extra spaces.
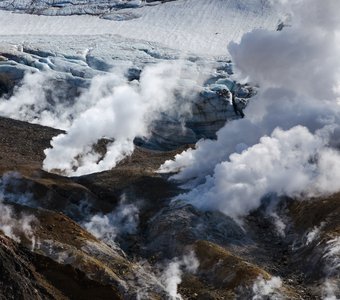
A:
41,61,197,176
83,195,139,247
0,70,91,129
170,126,340,220
161,251,199,300
252,276,283,300
0,172,37,246
0,71,54,125
0,59,199,176
0,201,36,244
305,222,325,246
322,237,340,300
159,0,340,219
267,205,287,238
322,279,339,300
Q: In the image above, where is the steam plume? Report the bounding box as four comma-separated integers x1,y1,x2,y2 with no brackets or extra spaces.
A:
42,61,197,176
159,0,340,219
0,173,37,245
161,252,199,300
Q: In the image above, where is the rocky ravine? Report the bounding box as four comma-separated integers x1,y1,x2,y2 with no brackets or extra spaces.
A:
0,116,339,299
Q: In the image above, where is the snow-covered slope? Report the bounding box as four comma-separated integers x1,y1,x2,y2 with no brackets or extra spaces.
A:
0,0,144,15
0,0,279,56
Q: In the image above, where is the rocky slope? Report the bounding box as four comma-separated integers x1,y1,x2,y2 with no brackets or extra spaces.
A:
0,0,339,298
0,116,339,299
0,36,338,300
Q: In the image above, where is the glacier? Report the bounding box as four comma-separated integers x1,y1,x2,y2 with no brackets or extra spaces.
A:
0,0,279,163
0,0,279,56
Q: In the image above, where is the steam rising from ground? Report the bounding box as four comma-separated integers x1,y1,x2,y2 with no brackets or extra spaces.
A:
171,126,340,220
252,276,282,300
161,252,199,300
0,201,36,244
0,59,199,176
322,237,340,299
0,173,37,246
0,71,58,127
323,279,339,300
40,61,197,176
160,0,340,219
83,195,139,247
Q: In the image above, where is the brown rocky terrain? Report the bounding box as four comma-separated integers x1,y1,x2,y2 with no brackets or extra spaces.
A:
0,115,339,299
0,0,338,298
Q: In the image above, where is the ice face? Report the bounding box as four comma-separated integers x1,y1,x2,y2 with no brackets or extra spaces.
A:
0,0,279,176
